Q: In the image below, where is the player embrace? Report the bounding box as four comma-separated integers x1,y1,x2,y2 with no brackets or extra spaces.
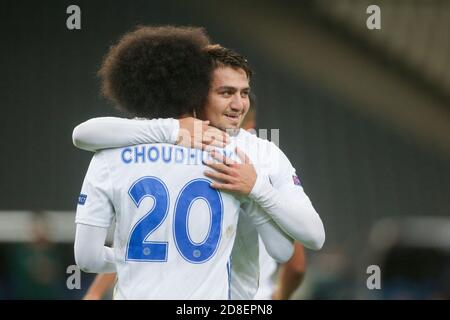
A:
74,26,324,299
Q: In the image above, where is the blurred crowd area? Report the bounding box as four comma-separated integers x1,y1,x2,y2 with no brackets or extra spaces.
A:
1,212,449,299
0,244,94,299
0,213,94,299
1,0,449,299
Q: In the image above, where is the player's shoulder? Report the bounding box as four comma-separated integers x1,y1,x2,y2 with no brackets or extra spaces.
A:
93,146,124,159
89,146,136,169
236,129,286,158
236,128,267,144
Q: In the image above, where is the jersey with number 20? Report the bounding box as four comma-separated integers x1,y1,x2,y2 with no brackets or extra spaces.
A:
75,143,241,299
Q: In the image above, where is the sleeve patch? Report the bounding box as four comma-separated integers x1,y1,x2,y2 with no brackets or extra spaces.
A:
78,194,87,205
292,175,301,186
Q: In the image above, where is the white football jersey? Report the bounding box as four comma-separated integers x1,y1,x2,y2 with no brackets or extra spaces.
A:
254,237,278,299
226,129,298,300
76,143,241,299
229,213,260,300
229,228,278,300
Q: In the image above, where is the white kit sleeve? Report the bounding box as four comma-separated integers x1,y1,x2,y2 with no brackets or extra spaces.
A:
75,152,115,228
240,201,294,263
249,144,325,250
74,223,116,273
72,117,179,151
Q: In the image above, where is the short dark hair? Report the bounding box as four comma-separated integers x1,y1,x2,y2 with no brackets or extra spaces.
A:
205,45,253,79
98,26,213,118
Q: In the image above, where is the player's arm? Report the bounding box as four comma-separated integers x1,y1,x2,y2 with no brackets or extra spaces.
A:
249,170,325,250
205,147,325,251
273,242,306,300
72,117,228,151
74,224,116,273
74,152,116,273
240,200,294,263
83,273,116,300
72,117,178,151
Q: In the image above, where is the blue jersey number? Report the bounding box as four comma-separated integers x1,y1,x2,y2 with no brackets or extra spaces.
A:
127,177,169,261
174,179,223,263
126,177,223,263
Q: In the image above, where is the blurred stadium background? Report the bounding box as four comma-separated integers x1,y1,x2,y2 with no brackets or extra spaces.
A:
0,0,449,299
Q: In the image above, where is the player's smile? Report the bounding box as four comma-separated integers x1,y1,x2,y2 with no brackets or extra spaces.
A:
223,111,243,125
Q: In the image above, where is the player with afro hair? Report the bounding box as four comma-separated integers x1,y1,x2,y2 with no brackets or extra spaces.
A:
98,25,213,119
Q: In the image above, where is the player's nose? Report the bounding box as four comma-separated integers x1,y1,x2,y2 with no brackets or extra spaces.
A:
229,94,245,112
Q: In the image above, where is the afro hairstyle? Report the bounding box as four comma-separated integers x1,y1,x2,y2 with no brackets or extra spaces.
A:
98,25,213,118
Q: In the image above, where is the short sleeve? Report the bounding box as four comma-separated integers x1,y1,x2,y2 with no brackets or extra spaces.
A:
75,152,115,228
